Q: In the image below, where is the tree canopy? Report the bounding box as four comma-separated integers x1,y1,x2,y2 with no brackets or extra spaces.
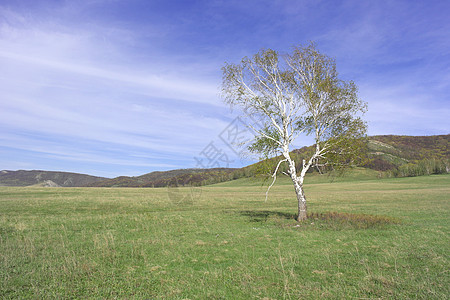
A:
222,42,368,221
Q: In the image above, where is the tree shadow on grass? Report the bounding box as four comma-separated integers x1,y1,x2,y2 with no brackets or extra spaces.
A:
239,210,296,223
238,210,401,229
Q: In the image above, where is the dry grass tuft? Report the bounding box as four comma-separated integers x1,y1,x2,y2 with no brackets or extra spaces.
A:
305,211,401,229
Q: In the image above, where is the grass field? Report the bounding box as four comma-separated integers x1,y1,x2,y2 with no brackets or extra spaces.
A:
1,173,449,299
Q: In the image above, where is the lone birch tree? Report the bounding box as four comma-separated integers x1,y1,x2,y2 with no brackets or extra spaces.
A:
221,42,367,222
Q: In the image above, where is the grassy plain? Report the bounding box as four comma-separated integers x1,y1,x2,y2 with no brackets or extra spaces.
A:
0,172,449,299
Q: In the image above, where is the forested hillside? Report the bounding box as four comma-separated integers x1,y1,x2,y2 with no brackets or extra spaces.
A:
88,134,449,187
2,135,448,187
86,168,235,187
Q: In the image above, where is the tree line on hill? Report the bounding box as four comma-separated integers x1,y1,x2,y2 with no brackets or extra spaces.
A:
0,134,448,188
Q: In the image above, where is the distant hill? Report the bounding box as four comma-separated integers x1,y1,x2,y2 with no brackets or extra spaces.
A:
0,170,107,187
363,134,449,177
366,134,449,169
88,134,449,187
2,134,448,187
221,134,450,183
86,168,236,187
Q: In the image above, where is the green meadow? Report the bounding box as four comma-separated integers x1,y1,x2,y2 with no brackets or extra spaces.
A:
1,173,449,299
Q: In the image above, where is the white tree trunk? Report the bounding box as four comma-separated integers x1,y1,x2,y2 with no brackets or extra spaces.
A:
283,151,308,221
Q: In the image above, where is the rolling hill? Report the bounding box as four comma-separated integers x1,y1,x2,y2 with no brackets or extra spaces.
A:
228,134,449,182
366,134,449,170
0,170,107,187
85,168,236,188
1,134,448,187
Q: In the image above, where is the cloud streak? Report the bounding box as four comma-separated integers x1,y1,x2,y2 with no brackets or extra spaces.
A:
0,0,449,176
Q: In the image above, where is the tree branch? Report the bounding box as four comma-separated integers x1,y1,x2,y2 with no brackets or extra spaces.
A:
266,158,287,201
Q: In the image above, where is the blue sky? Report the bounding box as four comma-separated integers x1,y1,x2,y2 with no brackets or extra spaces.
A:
0,0,449,177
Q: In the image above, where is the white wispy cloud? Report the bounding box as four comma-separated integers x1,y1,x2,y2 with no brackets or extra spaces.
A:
0,0,448,176
0,25,219,105
0,4,231,176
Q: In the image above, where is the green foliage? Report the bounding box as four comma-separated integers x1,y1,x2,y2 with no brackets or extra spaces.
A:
247,126,281,158
222,42,368,192
388,158,449,178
